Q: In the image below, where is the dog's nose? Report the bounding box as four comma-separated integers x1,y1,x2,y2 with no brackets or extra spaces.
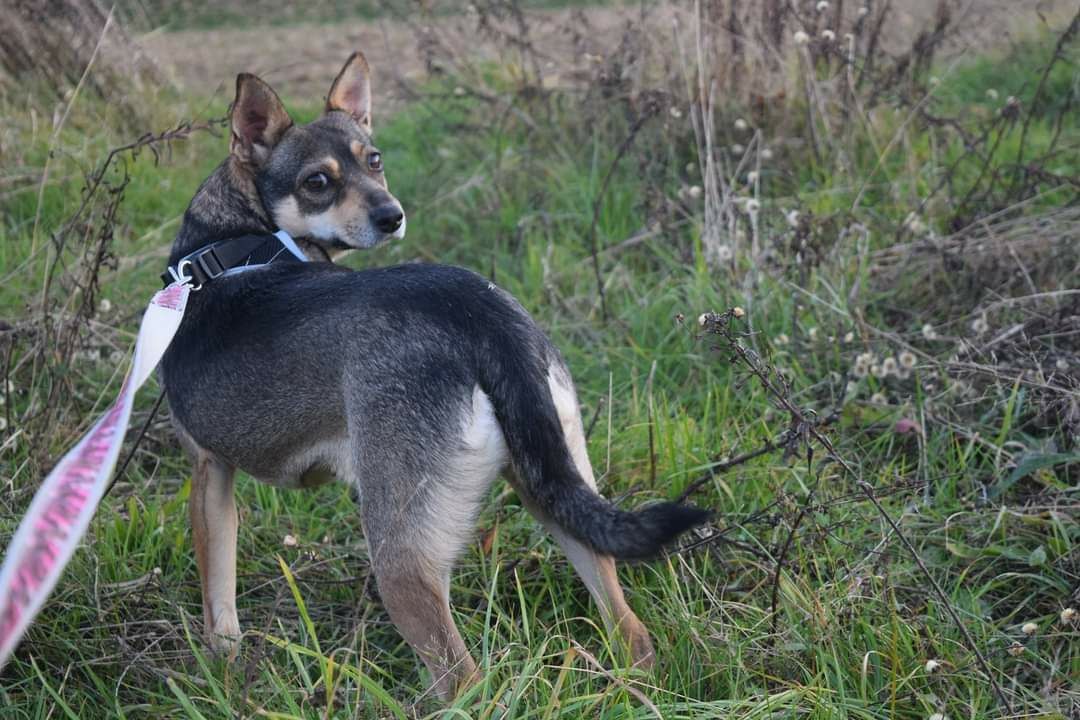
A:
370,205,404,234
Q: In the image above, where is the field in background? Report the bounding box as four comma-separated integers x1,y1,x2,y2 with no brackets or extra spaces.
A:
1,1,1078,718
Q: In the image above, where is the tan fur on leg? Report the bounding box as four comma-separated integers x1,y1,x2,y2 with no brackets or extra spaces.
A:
189,449,240,658
376,564,478,700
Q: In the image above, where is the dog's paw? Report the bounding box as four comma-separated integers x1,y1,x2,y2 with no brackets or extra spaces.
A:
206,608,242,661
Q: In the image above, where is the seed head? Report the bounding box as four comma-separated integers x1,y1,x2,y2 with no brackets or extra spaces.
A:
858,6,870,16
882,357,898,376
734,117,749,131
921,323,937,341
1062,607,1077,625
870,392,887,405
1021,622,1038,636
732,307,746,318
669,106,683,119
985,88,999,101
794,30,810,45
924,659,940,673
745,198,761,214
731,143,745,154
761,147,774,160
283,534,299,547
688,185,703,199
971,315,989,335
816,1,830,11
746,170,758,184
821,29,836,41
843,331,855,343
899,351,916,369
1007,641,1024,657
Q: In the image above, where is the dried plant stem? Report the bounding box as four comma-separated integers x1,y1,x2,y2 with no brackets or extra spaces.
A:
698,311,1015,714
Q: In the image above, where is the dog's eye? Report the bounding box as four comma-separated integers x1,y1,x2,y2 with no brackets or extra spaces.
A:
368,152,383,172
304,172,329,191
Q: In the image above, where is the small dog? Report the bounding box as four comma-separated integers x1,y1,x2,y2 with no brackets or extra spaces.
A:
161,51,709,699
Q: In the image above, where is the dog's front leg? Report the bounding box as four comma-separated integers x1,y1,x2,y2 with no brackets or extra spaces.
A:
189,450,240,658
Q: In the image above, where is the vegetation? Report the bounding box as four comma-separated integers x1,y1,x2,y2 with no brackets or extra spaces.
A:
0,1,1077,718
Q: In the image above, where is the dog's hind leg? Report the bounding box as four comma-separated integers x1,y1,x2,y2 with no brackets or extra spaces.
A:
523,365,656,668
187,444,240,658
355,386,506,700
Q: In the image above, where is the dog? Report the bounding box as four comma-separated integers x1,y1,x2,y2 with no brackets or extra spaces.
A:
160,51,709,700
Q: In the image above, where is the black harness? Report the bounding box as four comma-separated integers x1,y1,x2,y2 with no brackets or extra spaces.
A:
162,231,307,289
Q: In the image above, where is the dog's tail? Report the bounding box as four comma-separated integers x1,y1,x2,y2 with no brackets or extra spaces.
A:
478,317,710,560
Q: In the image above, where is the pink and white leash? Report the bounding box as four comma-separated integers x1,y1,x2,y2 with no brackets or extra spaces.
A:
0,283,190,668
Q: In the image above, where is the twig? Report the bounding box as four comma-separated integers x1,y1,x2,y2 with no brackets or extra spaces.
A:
697,309,1016,715
585,110,655,321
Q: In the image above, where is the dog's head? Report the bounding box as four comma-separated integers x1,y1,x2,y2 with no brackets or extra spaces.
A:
229,52,404,259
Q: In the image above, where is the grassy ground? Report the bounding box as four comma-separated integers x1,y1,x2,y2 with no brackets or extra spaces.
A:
1,4,1078,719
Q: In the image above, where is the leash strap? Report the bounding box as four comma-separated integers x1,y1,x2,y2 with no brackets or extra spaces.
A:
0,284,190,668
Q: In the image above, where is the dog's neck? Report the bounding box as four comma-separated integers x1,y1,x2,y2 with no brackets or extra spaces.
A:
168,158,276,265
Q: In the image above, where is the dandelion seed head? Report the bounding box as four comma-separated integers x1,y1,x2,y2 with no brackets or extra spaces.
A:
669,106,683,119
1055,358,1068,371
761,147,774,160
734,117,749,131
922,323,937,341
821,29,836,41
786,209,801,227
924,659,940,673
99,298,112,313
844,331,855,343
793,30,810,45
899,351,916,369
283,534,298,547
870,392,887,404
882,357,898,376
816,0,830,11
453,86,466,96
971,315,989,335
715,244,733,262
732,143,746,154
985,88,999,101
1007,641,1025,657
858,6,869,16
1062,607,1077,624
1021,622,1038,636
871,364,885,378
732,307,746,318
746,170,758,184
745,198,761,214
688,185,703,199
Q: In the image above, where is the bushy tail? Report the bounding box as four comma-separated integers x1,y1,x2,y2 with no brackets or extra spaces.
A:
478,314,709,560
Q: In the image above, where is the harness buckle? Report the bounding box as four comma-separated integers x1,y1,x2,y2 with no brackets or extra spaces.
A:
167,259,202,291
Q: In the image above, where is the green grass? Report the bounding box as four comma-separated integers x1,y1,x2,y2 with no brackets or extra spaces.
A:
1,27,1078,720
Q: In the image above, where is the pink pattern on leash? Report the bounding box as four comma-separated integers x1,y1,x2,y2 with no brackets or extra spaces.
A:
0,283,189,668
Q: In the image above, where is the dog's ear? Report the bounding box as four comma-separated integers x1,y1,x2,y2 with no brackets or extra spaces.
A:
230,73,293,166
325,51,372,132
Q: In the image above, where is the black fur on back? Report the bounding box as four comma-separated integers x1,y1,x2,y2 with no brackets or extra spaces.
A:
161,262,709,561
